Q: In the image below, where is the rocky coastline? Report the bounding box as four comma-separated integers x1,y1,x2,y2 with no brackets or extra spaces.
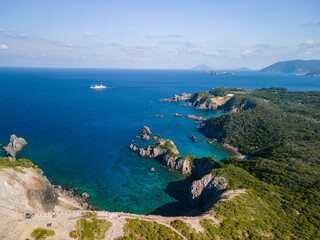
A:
159,93,191,102
200,122,246,159
0,135,94,212
129,126,232,215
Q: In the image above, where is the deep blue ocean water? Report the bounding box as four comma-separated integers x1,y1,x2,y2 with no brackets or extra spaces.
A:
0,67,319,214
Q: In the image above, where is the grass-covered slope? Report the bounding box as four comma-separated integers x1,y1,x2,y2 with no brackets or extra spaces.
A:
0,157,42,175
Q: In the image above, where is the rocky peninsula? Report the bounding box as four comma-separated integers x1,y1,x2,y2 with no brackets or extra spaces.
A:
159,93,192,102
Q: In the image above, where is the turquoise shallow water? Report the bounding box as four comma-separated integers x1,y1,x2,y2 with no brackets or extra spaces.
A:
0,68,319,214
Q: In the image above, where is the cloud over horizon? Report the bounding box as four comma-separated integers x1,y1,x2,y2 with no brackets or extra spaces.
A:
0,44,9,49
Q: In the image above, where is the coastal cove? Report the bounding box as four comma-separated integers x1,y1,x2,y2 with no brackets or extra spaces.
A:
0,67,319,215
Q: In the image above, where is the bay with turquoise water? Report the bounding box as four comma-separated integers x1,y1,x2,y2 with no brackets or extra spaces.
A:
0,67,319,214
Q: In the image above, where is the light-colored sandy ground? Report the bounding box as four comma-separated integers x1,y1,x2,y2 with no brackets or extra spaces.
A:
0,204,224,240
0,167,245,240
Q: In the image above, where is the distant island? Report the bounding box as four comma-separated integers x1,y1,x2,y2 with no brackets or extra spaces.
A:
192,64,252,73
204,70,236,76
260,59,320,76
235,67,254,71
305,71,320,77
191,64,213,70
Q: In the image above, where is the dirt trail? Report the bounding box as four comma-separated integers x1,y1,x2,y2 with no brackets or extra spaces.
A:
0,203,219,240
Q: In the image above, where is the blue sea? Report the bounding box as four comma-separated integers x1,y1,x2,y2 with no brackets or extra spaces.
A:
0,67,319,214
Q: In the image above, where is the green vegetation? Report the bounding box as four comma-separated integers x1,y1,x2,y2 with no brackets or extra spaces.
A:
0,157,42,175
30,228,55,240
193,87,320,239
70,215,112,240
155,140,179,157
188,91,214,105
117,218,184,240
171,220,206,240
209,87,249,97
81,212,97,218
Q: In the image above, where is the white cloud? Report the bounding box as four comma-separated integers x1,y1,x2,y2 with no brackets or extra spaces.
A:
0,44,9,49
0,28,3,32
63,42,74,47
166,34,182,38
85,32,96,36
241,49,252,56
300,39,318,48
304,39,315,46
305,51,312,55
202,51,221,57
6,32,27,38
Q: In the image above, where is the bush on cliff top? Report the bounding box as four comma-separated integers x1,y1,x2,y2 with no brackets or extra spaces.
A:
117,218,184,240
30,228,55,240
69,217,112,240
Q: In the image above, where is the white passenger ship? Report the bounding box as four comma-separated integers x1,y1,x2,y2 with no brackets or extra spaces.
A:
90,84,107,89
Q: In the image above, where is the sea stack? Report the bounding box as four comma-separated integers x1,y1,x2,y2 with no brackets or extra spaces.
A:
3,134,28,161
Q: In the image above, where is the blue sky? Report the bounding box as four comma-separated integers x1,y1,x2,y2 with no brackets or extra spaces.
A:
0,0,319,69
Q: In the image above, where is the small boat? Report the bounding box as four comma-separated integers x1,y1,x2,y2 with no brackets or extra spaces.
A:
90,84,107,89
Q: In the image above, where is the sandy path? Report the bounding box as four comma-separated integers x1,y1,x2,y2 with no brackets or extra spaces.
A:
0,203,220,240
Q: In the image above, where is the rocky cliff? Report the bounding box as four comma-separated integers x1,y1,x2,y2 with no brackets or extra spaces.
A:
135,140,193,174
159,93,192,102
188,174,227,209
0,165,91,213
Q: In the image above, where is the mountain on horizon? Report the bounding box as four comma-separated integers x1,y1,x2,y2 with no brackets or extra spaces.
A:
235,67,254,71
191,64,213,70
260,59,320,74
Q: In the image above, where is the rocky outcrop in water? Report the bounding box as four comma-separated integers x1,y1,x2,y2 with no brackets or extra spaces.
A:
190,134,200,142
159,93,192,102
129,143,137,151
3,135,28,161
204,71,236,75
185,115,207,121
188,174,228,209
137,126,152,141
133,131,192,174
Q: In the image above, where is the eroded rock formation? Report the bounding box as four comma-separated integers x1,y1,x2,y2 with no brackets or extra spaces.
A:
188,174,228,209
3,135,28,161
